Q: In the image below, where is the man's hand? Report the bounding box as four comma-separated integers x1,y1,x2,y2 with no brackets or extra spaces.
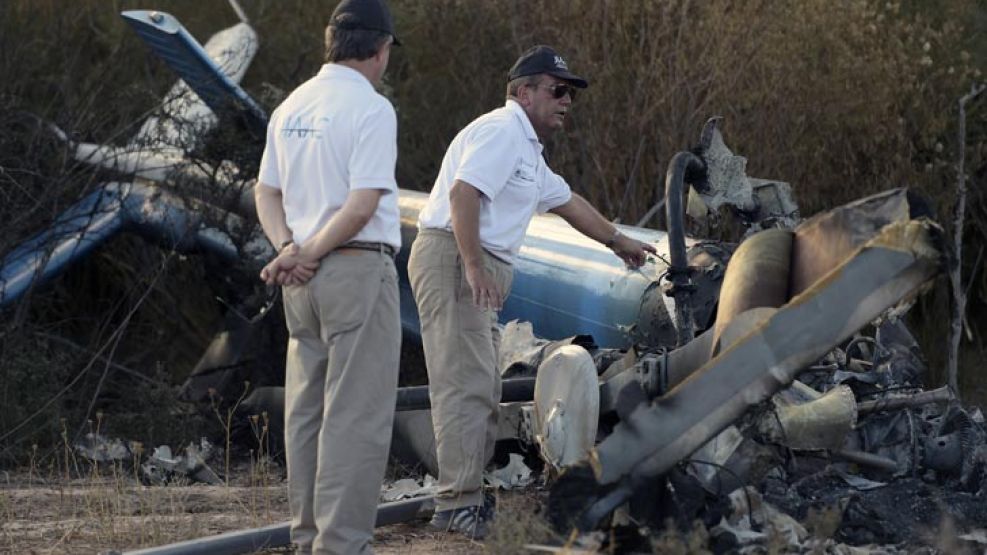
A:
260,244,320,286
464,262,503,311
610,232,657,268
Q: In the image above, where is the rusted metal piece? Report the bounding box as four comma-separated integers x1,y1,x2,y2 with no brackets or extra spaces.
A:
763,385,858,451
857,386,954,415
831,449,899,473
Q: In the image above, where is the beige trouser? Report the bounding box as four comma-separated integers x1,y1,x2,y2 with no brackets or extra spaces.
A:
407,229,513,512
282,250,400,555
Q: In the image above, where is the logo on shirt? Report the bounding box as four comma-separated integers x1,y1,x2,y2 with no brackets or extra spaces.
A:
513,163,536,183
280,115,330,139
554,55,568,70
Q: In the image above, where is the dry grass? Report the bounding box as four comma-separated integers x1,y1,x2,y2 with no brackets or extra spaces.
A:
0,4,985,552
0,427,286,553
484,489,561,554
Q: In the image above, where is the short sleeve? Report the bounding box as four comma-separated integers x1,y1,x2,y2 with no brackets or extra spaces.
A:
349,100,398,195
536,169,572,213
257,107,282,189
454,122,517,200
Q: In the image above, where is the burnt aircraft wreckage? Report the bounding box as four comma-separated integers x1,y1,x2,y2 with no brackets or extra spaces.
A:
3,5,985,554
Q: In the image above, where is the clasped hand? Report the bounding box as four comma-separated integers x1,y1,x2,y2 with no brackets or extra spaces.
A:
260,244,320,286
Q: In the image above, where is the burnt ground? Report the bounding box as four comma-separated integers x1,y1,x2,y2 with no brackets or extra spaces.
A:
765,470,987,546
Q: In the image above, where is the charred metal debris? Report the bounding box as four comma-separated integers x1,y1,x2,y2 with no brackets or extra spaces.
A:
2,6,984,554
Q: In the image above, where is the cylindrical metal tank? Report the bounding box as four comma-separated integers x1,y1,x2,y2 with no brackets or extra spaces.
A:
396,190,690,349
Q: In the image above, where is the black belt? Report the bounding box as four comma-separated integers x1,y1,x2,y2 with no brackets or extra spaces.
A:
340,241,397,257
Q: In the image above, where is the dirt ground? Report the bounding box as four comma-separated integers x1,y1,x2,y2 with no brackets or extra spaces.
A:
0,469,486,554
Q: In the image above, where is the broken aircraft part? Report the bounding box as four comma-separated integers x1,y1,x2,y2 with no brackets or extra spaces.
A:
549,189,943,531
120,9,267,135
0,182,269,307
531,345,599,470
759,385,858,451
8,6,982,553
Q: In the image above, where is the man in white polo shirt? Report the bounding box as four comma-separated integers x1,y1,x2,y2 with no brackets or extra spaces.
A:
407,45,656,539
253,1,401,553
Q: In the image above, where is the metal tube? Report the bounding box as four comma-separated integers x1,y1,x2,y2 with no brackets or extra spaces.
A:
117,496,434,555
664,151,705,346
396,377,536,411
665,151,703,277
397,190,679,349
831,449,899,473
856,386,953,415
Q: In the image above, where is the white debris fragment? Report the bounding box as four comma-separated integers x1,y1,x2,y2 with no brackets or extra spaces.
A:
140,438,222,485
485,453,533,490
498,320,547,375
970,408,984,425
834,469,886,491
380,475,436,502
150,445,180,469
711,517,768,545
688,426,744,489
711,487,808,551
74,433,129,462
960,529,987,545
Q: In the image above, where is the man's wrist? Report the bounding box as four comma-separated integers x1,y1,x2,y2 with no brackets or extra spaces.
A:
604,229,622,249
278,238,294,253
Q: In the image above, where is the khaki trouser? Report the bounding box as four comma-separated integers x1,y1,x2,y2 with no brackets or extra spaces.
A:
282,250,400,555
407,229,513,511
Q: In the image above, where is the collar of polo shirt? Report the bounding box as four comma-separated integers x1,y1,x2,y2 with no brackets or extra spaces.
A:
505,99,543,154
317,63,376,89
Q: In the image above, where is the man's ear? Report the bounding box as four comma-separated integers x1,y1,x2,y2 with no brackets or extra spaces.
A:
517,85,532,107
374,42,390,63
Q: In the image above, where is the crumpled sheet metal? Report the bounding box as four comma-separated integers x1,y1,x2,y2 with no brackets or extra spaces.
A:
761,385,858,451
141,439,222,485
590,212,941,485
698,123,758,213
790,188,912,297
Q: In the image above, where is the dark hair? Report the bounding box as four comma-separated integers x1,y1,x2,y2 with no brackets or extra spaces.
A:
324,15,391,63
506,74,542,99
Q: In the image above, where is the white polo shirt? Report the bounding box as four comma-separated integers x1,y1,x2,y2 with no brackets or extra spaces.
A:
257,64,400,249
418,100,572,264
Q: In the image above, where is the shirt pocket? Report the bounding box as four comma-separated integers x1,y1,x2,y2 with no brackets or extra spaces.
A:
507,159,538,188
501,158,540,213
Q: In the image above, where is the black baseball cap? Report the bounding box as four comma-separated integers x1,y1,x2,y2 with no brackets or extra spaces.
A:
507,45,588,88
329,0,401,46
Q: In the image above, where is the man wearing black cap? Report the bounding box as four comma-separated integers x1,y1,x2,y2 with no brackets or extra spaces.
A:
407,45,656,539
254,0,401,553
